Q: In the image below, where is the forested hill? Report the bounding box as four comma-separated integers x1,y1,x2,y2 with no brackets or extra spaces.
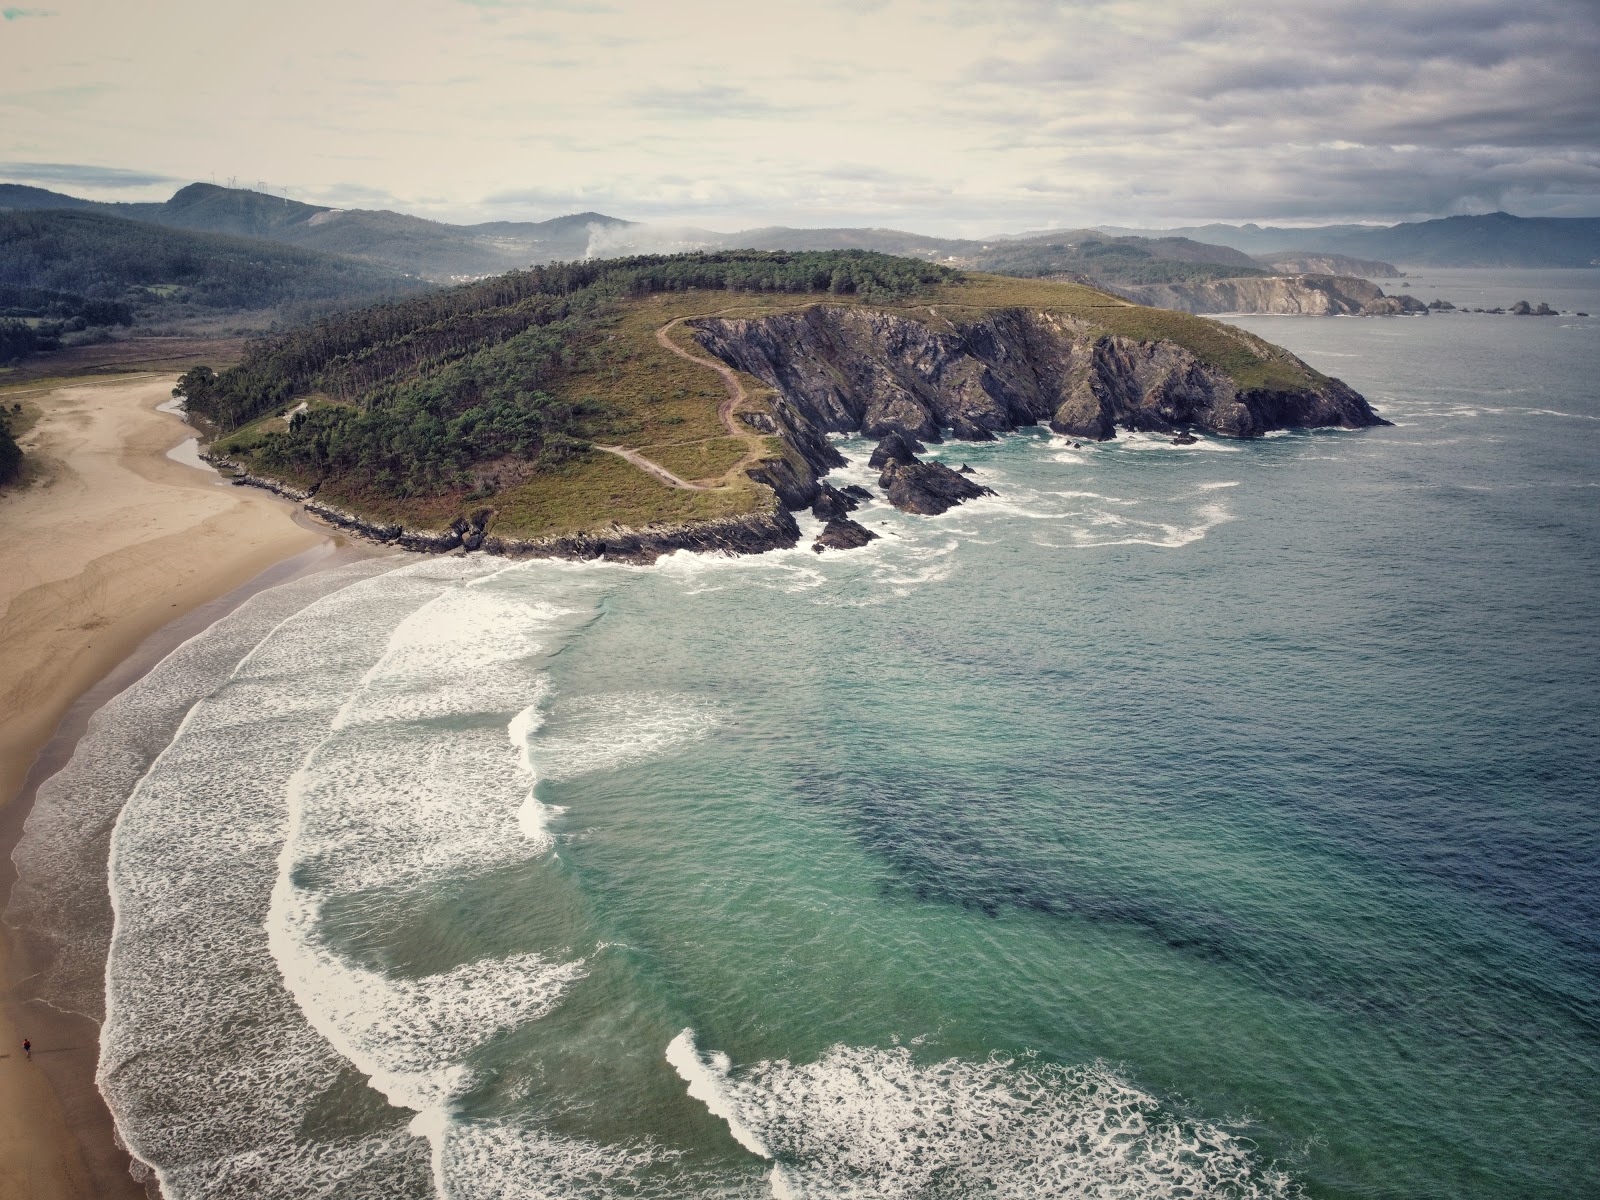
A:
182,251,952,501
0,209,427,315
1,182,635,280
1094,212,1600,267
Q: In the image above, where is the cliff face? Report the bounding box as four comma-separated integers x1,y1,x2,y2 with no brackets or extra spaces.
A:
1111,274,1384,315
691,305,1382,489
1258,254,1401,278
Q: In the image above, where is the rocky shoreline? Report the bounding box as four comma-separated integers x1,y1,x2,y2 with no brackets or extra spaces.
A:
210,303,1385,564
207,457,805,564
689,305,1384,501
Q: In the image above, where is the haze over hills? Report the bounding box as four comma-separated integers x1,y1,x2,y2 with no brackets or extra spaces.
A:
0,182,636,281
0,206,428,363
8,179,1598,284
1093,213,1600,268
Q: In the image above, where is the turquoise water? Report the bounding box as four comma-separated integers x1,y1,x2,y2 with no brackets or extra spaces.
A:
72,272,1600,1197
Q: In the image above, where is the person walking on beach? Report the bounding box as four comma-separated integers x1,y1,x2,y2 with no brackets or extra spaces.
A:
21,1038,30,1060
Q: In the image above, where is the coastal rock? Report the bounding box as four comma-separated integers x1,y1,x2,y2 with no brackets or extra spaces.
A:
812,516,878,552
840,483,874,502
486,505,803,564
223,469,804,564
1171,432,1199,445
878,458,996,515
1360,294,1429,316
868,430,924,468
1111,273,1384,316
746,450,823,510
1258,253,1402,277
690,306,1384,452
812,481,861,521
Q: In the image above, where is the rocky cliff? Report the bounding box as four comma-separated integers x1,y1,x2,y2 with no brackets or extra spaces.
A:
1257,254,1401,278
1110,274,1386,315
691,305,1383,497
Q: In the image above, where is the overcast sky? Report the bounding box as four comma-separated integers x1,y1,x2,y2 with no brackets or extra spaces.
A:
2,0,1596,233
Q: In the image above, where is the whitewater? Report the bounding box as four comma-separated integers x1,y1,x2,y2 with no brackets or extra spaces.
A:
9,268,1598,1198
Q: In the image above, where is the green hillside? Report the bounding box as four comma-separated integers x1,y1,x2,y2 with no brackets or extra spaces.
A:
193,250,1327,540
1,182,636,280
0,209,427,316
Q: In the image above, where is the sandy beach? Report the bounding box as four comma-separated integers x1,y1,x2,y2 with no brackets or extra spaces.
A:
0,372,329,1199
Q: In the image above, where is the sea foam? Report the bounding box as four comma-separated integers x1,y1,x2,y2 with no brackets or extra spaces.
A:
671,1035,1299,1199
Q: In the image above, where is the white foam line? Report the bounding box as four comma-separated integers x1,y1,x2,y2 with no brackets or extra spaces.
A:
666,1029,772,1158
265,569,593,1191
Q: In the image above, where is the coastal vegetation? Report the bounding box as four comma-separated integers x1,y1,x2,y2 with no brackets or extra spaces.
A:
189,250,1348,544
969,238,1269,285
0,407,21,485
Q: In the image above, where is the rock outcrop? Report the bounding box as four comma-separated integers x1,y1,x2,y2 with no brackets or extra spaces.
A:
811,481,862,521
691,306,1383,508
812,516,877,552
1257,253,1401,278
1112,274,1384,315
878,457,995,515
1358,293,1430,316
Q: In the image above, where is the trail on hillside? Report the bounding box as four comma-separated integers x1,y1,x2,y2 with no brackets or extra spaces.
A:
598,311,785,492
591,443,709,491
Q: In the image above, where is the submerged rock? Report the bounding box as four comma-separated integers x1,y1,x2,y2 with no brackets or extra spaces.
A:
1171,432,1199,445
812,516,878,553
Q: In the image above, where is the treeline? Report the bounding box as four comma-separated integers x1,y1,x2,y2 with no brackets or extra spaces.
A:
975,239,1268,285
0,285,134,326
181,250,954,498
182,250,953,429
0,284,136,365
0,406,23,486
0,209,426,313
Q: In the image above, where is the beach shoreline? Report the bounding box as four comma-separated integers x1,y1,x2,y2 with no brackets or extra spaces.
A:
0,372,371,1199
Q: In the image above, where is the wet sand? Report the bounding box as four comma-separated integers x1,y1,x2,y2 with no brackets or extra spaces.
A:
0,373,341,1198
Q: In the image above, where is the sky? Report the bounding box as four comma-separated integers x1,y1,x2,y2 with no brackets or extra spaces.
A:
1,0,1596,234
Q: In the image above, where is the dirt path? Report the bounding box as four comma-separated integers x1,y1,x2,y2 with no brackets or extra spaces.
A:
654,317,753,445
592,443,709,491
596,313,780,491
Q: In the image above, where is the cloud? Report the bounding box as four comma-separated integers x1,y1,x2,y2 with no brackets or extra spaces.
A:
0,161,180,188
0,0,1594,228
625,84,799,120
2,7,55,19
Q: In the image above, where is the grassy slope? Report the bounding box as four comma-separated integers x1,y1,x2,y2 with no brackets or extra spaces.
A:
215,274,1324,542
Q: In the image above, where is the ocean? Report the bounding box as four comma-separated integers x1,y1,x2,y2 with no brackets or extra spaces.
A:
10,268,1598,1198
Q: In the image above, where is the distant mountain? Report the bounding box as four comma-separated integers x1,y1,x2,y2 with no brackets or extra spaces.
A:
0,208,425,315
600,223,1261,285
0,182,636,280
1095,213,1600,268
0,183,126,212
